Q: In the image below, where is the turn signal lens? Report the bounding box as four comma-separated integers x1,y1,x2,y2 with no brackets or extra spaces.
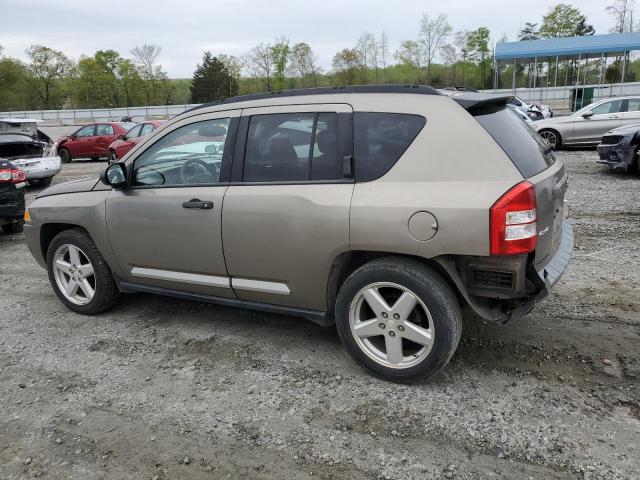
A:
490,181,538,255
24,209,31,223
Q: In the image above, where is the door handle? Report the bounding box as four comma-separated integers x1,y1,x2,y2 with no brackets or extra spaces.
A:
182,198,214,209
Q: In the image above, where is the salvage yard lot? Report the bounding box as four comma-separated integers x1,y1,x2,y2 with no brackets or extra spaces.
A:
0,149,639,479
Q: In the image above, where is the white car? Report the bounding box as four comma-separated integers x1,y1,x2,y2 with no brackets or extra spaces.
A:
510,96,553,119
0,118,61,187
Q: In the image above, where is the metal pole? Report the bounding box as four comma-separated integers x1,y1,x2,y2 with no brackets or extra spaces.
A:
554,56,559,87
512,58,516,93
574,53,582,112
621,51,627,95
533,57,538,91
564,59,569,112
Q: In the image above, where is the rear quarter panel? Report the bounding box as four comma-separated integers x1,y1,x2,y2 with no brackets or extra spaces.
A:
348,95,523,258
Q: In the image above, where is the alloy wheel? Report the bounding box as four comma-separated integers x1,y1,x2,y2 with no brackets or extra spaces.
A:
539,130,558,149
52,244,96,305
349,282,435,369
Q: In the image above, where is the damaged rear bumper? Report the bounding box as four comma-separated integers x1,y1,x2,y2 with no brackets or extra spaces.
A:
596,143,636,172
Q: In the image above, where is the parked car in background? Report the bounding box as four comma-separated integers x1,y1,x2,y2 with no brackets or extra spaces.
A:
57,122,136,163
23,86,572,382
507,104,533,123
596,123,640,173
0,159,26,234
509,96,553,119
533,96,640,149
107,120,164,163
0,118,61,187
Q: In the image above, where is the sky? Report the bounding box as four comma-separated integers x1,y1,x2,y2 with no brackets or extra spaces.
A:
0,0,616,78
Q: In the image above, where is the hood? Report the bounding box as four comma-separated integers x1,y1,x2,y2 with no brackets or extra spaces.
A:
57,135,69,144
532,115,574,128
36,177,99,198
604,123,640,136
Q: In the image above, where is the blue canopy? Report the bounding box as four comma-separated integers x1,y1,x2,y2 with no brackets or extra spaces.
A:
495,32,640,61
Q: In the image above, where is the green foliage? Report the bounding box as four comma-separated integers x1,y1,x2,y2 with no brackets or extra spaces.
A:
190,51,238,103
539,4,594,38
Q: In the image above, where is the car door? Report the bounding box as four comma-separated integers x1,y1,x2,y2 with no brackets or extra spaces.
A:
68,124,96,157
105,110,239,297
621,98,640,126
94,124,117,156
117,125,142,158
222,104,354,311
572,99,623,144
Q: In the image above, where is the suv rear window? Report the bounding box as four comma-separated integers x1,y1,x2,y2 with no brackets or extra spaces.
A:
474,105,555,178
354,112,425,181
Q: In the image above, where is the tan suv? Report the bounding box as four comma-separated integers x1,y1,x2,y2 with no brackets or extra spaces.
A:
24,86,573,382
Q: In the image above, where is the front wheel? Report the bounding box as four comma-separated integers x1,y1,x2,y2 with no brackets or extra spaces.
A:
538,129,561,150
59,147,71,163
47,228,120,314
335,258,462,382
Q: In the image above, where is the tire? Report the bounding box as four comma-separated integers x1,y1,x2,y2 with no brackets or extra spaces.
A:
91,157,100,162
59,147,71,163
1,221,23,234
29,177,53,188
108,150,118,164
335,257,462,383
538,129,561,150
46,228,120,315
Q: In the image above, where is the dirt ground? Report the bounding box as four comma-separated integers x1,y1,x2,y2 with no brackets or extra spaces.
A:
0,144,639,480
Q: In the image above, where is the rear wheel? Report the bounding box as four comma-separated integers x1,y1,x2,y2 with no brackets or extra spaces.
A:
47,228,120,314
539,129,561,150
59,147,71,163
91,156,100,162
29,177,52,187
335,258,462,382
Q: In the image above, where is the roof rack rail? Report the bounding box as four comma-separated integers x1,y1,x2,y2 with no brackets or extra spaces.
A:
187,84,442,113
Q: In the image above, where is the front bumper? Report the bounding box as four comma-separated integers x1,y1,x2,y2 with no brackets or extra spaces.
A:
596,143,635,171
11,156,61,180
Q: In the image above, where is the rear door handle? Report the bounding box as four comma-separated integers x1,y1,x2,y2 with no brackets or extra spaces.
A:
182,198,214,209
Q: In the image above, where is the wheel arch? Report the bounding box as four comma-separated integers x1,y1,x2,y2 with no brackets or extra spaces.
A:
40,223,87,261
325,250,466,320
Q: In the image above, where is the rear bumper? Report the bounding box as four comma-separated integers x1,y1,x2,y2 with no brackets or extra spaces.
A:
0,189,26,224
15,156,62,180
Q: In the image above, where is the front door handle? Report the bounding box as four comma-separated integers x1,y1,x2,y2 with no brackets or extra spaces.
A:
182,198,214,209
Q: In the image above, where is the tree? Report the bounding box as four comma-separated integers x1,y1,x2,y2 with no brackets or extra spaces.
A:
289,42,318,87
467,27,491,88
418,13,452,83
394,40,424,69
0,56,31,110
130,44,165,104
357,32,378,83
575,18,596,36
607,0,635,32
519,22,540,41
245,43,273,91
25,45,72,109
539,4,593,38
332,48,362,85
190,51,238,103
270,38,290,91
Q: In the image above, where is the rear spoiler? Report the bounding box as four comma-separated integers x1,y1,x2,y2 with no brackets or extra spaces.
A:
452,93,514,111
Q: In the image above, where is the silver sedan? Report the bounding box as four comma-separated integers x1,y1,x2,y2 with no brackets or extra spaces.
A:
532,96,640,149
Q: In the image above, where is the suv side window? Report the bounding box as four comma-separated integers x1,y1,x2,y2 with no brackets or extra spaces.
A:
627,99,640,112
591,100,621,115
243,112,341,182
133,118,230,187
353,112,426,181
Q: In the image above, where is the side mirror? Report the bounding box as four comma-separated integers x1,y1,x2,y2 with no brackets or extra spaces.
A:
70,134,77,140
100,163,128,188
582,111,594,119
118,134,125,140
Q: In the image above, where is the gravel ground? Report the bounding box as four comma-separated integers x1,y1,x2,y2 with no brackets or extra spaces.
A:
1,144,639,480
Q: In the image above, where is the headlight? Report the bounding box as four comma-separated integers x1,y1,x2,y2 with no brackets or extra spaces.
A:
42,143,57,157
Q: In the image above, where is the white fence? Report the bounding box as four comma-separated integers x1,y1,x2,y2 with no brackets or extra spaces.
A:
482,81,640,112
0,104,200,125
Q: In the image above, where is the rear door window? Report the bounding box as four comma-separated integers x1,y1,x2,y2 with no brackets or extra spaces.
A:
591,100,622,115
96,124,114,136
353,112,425,181
474,105,554,178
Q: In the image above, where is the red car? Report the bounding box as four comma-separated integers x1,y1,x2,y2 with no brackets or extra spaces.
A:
107,121,164,163
57,122,136,163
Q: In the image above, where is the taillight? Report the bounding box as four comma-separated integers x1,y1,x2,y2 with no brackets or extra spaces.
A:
0,168,27,184
490,181,538,255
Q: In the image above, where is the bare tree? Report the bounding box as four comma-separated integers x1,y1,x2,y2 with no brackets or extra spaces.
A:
245,43,273,91
418,13,452,84
289,42,319,87
379,31,390,78
130,44,163,104
607,0,635,32
332,48,362,85
356,32,377,83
